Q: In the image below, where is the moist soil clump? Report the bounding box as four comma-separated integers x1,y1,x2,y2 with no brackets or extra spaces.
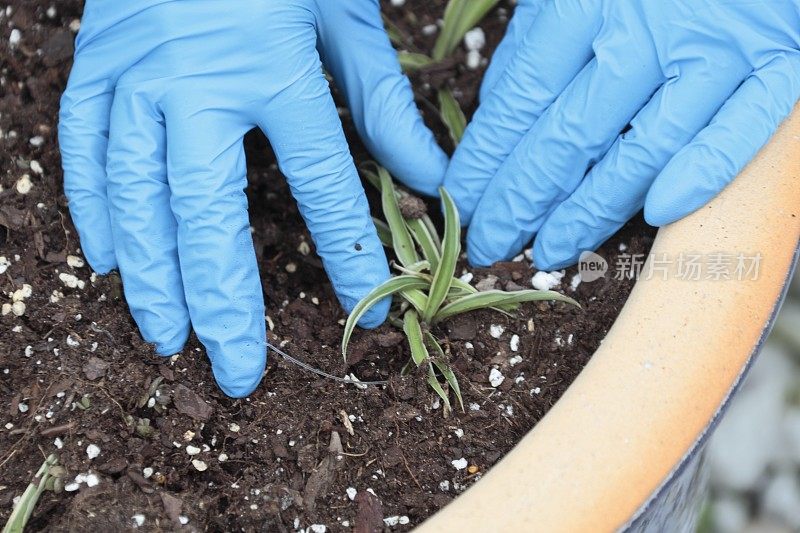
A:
0,1,656,530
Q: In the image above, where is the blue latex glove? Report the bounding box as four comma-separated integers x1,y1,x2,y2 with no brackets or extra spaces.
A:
445,0,800,270
59,0,447,397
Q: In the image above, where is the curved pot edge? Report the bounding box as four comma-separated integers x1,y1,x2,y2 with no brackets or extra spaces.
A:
417,105,800,533
624,236,800,530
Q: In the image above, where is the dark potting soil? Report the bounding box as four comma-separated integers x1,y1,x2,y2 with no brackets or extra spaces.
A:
0,1,656,531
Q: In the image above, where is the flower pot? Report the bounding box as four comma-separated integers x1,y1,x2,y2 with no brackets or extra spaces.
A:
418,106,800,532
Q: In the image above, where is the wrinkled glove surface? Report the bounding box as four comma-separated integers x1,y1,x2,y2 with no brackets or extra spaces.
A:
59,0,447,397
445,0,800,270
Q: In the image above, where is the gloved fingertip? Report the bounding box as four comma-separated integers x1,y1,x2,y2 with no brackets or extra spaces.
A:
217,377,262,400
87,260,118,277
81,244,118,275
67,207,118,274
370,117,449,198
387,114,449,196
211,348,267,399
354,295,391,330
317,229,392,331
643,205,678,228
152,340,188,358
644,184,705,227
393,149,448,198
532,237,581,272
466,210,528,268
144,322,191,358
466,236,497,268
644,168,684,227
531,236,576,272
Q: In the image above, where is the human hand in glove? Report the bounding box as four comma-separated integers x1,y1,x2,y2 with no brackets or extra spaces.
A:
59,0,447,397
445,0,800,270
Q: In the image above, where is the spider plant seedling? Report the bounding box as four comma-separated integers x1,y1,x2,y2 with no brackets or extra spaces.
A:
388,0,500,145
342,165,579,416
438,88,467,145
390,0,500,67
2,454,61,533
432,0,501,62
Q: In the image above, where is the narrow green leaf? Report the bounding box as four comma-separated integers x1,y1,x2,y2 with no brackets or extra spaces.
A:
397,299,411,315
373,218,393,248
399,51,434,72
433,289,580,323
394,260,431,274
448,277,478,298
427,362,453,414
383,15,405,47
407,218,441,272
362,163,440,257
400,289,429,315
432,360,462,413
380,167,420,267
425,332,464,411
421,215,442,252
3,454,57,533
403,310,429,367
360,164,382,192
447,279,517,313
388,314,404,330
438,89,467,145
432,0,501,61
489,305,518,318
423,187,461,322
342,275,430,360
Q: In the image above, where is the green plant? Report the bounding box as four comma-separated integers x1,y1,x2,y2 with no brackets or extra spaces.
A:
438,89,467,145
342,165,579,416
432,0,501,62
2,455,60,533
391,0,500,67
388,0,500,145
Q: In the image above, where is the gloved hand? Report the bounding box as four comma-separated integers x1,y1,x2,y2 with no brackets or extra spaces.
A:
59,0,447,397
445,0,800,270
